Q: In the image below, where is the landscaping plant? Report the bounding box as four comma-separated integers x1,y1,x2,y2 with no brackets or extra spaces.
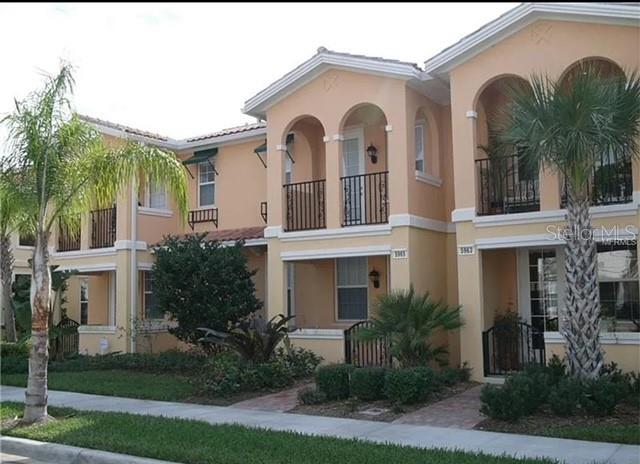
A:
315,364,354,400
357,286,463,367
499,64,640,379
350,367,387,401
1,63,188,423
199,313,293,363
152,234,263,346
383,367,438,405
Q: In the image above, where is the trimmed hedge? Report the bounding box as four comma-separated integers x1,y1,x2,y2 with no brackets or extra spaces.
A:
384,367,439,405
350,367,387,401
315,364,355,400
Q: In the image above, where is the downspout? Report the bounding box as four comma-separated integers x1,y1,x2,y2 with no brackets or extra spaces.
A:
129,181,138,353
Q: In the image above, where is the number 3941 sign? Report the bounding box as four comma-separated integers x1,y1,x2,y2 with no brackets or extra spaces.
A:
457,245,475,256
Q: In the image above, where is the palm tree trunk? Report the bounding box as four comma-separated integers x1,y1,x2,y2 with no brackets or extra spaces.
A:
562,191,604,380
1,235,17,342
23,230,51,423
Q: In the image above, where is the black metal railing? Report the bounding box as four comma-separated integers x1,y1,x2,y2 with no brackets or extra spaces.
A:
90,206,116,249
58,219,81,252
476,155,539,215
344,320,392,367
51,317,79,359
284,179,326,232
482,321,545,376
561,152,633,207
18,233,35,247
341,171,389,226
260,201,268,224
188,208,219,230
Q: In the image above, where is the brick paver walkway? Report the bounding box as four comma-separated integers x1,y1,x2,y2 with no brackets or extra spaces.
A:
393,385,484,428
229,383,310,412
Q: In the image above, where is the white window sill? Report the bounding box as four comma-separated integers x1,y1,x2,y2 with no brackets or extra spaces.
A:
78,325,118,335
137,319,177,333
139,207,173,217
544,331,640,345
415,171,443,187
289,328,344,340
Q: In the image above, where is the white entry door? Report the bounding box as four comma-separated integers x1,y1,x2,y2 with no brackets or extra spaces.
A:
342,129,365,224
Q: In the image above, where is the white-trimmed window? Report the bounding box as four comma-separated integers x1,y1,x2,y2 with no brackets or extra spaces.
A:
597,242,639,324
415,122,425,173
80,279,89,325
336,257,368,320
198,161,215,207
147,180,166,209
143,271,163,319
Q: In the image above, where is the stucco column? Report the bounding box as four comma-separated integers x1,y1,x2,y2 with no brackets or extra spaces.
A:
324,136,341,229
266,129,284,229
266,239,284,320
386,96,409,216
451,86,478,211
457,246,485,382
539,166,561,211
113,251,131,353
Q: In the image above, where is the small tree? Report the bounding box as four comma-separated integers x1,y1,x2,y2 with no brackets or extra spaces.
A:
152,234,263,346
358,286,463,367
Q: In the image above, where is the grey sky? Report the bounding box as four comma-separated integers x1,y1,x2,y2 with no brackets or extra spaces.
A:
0,2,518,140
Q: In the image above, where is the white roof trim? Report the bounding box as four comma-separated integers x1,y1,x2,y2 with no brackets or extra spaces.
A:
243,50,426,118
424,3,640,76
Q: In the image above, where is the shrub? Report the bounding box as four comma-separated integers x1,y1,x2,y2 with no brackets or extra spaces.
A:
546,355,568,386
384,367,437,404
1,355,28,374
439,363,472,386
298,386,326,405
0,342,29,358
350,367,387,401
199,313,293,364
480,383,526,422
625,372,640,408
356,286,463,367
579,378,624,417
548,378,582,416
518,365,551,408
152,235,263,346
199,352,244,396
277,346,322,379
315,364,354,400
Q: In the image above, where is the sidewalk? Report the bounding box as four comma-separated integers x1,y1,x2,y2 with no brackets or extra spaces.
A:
2,386,638,464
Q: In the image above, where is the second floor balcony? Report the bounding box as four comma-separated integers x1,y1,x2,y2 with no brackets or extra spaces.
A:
90,206,116,249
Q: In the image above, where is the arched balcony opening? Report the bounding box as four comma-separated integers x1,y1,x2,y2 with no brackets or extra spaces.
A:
282,116,327,231
474,75,538,216
559,57,633,207
339,103,389,226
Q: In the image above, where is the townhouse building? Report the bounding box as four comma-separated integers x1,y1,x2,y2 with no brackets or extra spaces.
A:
8,3,639,380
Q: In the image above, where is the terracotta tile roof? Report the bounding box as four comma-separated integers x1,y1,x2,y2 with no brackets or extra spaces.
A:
203,226,265,242
78,114,171,142
316,46,421,71
184,122,266,143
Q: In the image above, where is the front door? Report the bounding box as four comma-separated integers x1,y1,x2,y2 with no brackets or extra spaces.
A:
342,129,365,224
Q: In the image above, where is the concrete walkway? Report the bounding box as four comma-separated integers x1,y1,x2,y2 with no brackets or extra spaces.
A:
393,385,485,428
2,386,638,464
230,383,309,412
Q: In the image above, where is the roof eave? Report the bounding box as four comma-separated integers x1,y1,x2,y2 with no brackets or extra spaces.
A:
242,52,423,117
424,3,640,78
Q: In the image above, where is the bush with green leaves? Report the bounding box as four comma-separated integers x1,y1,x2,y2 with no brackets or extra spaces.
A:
199,313,293,364
545,355,568,386
315,364,355,400
350,367,387,401
480,383,527,422
548,378,582,416
277,346,322,379
0,342,29,358
357,286,463,367
439,363,472,386
625,372,640,408
152,234,263,346
298,386,327,405
1,355,28,374
384,367,438,404
579,378,625,416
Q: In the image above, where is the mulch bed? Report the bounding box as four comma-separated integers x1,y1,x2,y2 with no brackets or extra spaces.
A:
290,381,479,423
475,401,640,435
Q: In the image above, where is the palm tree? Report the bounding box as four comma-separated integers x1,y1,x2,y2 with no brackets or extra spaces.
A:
499,64,640,380
0,170,34,342
358,286,463,367
1,63,188,423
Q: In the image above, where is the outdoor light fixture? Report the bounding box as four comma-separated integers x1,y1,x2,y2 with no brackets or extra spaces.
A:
369,269,380,288
366,143,378,164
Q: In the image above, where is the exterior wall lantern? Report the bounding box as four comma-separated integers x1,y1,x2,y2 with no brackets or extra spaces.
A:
366,143,378,164
369,269,380,288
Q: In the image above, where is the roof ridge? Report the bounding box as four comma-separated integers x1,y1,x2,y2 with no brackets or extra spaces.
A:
78,114,172,142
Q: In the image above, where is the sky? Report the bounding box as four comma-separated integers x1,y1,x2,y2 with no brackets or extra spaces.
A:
0,2,518,141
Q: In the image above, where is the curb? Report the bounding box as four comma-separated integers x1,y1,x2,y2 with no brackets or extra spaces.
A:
1,437,179,464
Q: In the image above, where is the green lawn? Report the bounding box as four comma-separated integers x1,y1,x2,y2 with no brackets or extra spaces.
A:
1,370,196,401
540,425,640,445
0,402,555,464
